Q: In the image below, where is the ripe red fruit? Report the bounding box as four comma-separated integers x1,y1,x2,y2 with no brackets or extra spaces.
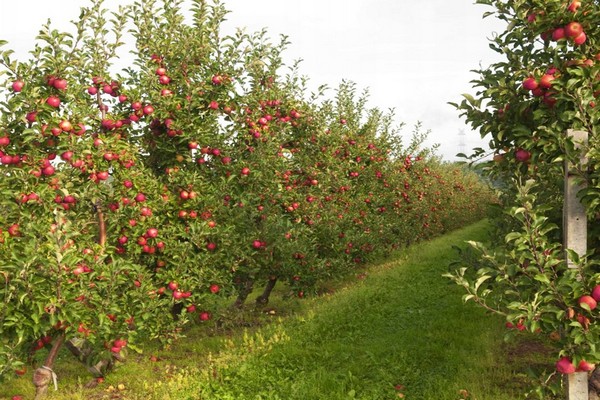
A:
206,242,216,251
146,228,158,238
158,75,171,84
8,224,20,237
591,285,600,302
0,136,9,147
579,295,597,310
113,338,127,348
515,148,531,163
42,165,55,176
573,32,587,46
209,284,220,294
96,171,109,180
59,120,73,132
155,67,167,76
46,96,61,108
568,1,582,13
135,193,146,202
209,101,219,110
172,290,184,299
522,77,538,91
539,74,555,89
14,368,27,376
53,78,67,90
60,151,73,161
186,305,196,313
199,311,211,321
252,240,262,249
12,80,24,92
26,111,37,123
168,282,178,291
577,360,595,372
143,105,155,115
565,22,583,38
556,357,576,374
241,167,250,175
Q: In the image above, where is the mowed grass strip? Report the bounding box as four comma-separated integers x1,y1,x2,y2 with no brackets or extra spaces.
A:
160,220,533,400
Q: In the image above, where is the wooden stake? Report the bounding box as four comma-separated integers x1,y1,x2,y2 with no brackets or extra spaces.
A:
564,130,589,399
564,129,588,268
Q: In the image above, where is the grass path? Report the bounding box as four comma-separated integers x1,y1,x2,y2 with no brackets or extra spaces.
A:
151,220,538,400
4,220,551,399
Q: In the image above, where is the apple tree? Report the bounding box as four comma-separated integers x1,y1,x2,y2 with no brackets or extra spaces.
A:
446,0,600,396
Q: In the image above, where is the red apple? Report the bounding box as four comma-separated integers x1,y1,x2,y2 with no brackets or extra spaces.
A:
46,96,61,108
591,285,600,302
539,74,555,89
579,295,597,310
556,357,576,374
573,32,587,46
577,360,595,372
143,105,154,115
209,284,220,294
568,1,582,13
42,165,55,176
26,111,37,123
172,290,184,300
59,120,72,132
146,228,158,238
565,22,583,38
515,148,531,163
199,311,211,321
96,171,109,180
60,151,73,161
11,80,24,92
135,193,146,202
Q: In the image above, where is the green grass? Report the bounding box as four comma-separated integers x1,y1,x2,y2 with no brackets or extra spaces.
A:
2,220,555,400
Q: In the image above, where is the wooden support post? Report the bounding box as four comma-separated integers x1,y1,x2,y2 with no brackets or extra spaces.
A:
564,129,589,399
564,129,588,268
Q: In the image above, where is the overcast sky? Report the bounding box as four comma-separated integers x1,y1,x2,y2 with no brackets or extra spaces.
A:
0,0,506,160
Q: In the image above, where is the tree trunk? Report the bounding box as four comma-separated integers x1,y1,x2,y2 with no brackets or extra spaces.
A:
589,367,600,399
255,277,278,305
232,278,254,308
33,333,65,400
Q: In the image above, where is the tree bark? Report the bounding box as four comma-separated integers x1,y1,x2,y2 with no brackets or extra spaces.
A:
232,278,254,308
33,333,65,400
589,367,600,398
255,277,278,305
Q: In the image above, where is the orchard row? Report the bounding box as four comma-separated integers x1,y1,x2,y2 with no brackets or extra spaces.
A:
448,0,600,395
0,0,493,394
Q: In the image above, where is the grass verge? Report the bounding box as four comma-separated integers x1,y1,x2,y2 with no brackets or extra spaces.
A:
2,220,554,400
